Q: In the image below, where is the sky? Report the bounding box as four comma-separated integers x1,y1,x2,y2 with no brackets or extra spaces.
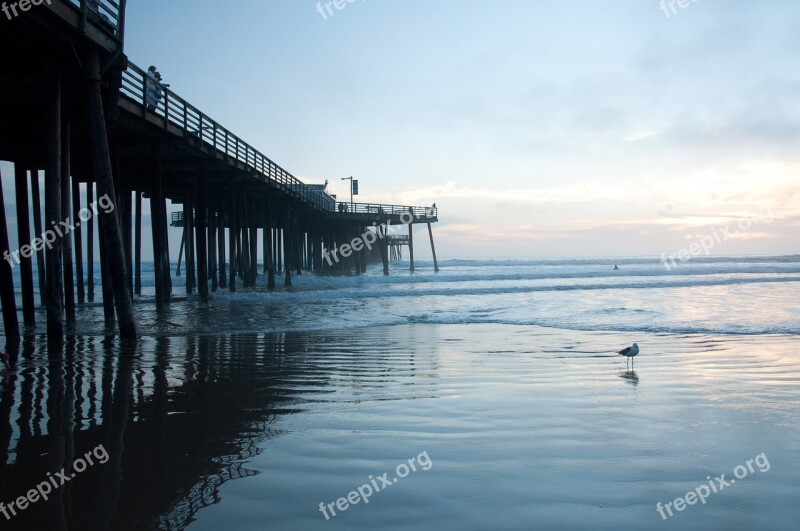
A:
3,0,799,259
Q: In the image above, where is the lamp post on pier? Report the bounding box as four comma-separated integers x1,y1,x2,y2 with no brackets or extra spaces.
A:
341,176,358,212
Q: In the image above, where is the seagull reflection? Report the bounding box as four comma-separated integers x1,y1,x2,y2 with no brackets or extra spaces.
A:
619,370,640,386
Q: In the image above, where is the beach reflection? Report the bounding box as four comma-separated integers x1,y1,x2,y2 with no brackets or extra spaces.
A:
1,323,797,530
0,333,324,530
619,369,640,386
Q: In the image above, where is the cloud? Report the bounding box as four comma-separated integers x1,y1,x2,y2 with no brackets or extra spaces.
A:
623,129,663,142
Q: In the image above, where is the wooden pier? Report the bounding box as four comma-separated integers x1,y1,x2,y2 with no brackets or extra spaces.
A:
0,1,440,342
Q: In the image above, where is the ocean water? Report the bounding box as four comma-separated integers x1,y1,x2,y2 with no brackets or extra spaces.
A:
1,255,799,529
11,254,800,336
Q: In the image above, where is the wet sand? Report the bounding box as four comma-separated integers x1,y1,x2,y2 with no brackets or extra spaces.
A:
1,323,798,529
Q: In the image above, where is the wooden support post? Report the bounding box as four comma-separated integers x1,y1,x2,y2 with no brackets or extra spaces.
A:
236,212,243,279
235,196,243,280
0,169,20,340
72,177,85,304
45,72,65,339
307,232,319,272
310,229,317,273
218,199,226,289
294,220,302,277
284,213,292,287
184,196,195,294
30,171,46,306
122,190,133,298
277,229,282,274
380,225,389,276
134,191,142,295
195,175,209,303
249,201,257,287
247,201,254,286
176,231,184,276
265,200,275,290
322,232,329,273
427,222,439,273
150,145,168,307
245,206,253,285
98,224,115,324
311,231,318,273
269,227,274,274
228,187,236,292
262,206,268,275
408,222,415,272
272,229,277,274
161,198,172,295
86,181,94,302
239,199,247,284
360,233,367,273
86,51,136,339
303,230,309,271
239,195,248,285
15,165,35,324
209,196,218,292
61,123,75,321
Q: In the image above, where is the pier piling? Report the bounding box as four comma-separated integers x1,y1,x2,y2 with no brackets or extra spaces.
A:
218,199,227,289
427,222,439,273
228,185,237,292
15,164,35,324
196,175,209,303
134,191,142,296
85,50,136,339
86,181,95,302
45,72,65,340
61,123,76,322
284,212,292,287
185,194,195,294
72,177,86,304
408,222,415,272
0,169,20,340
31,171,47,307
151,145,168,307
265,199,276,290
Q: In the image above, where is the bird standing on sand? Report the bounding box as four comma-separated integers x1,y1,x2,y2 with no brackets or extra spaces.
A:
618,343,639,368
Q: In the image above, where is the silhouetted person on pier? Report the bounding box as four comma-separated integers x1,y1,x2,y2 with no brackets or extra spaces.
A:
146,66,159,111
146,66,170,112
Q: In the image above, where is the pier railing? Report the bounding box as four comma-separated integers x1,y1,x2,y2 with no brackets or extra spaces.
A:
65,0,125,40
120,61,337,211
119,61,436,218
335,202,437,220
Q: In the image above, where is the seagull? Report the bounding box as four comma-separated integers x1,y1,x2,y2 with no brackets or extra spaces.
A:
617,343,639,368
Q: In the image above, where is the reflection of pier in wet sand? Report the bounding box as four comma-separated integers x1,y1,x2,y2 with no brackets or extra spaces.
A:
0,328,439,528
0,334,317,529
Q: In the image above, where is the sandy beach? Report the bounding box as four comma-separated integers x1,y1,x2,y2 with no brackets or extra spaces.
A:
2,322,797,529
